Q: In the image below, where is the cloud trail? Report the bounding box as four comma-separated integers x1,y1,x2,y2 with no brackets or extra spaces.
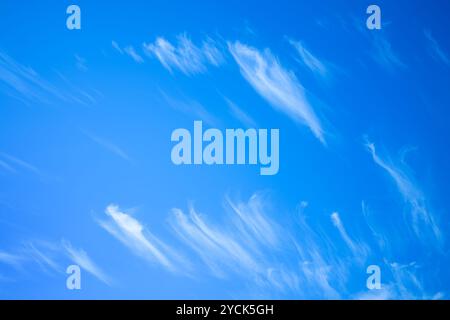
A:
365,140,441,243
424,30,450,67
289,40,328,78
228,42,325,143
62,241,112,285
99,204,180,272
143,34,224,75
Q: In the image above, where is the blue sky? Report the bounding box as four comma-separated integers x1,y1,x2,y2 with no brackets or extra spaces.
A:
0,0,450,299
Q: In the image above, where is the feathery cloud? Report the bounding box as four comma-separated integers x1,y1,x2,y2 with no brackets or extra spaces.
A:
143,34,224,75
228,42,325,143
288,40,328,78
331,212,368,261
169,193,347,297
169,205,260,278
112,41,144,63
62,241,111,285
23,242,61,273
365,140,441,243
1,240,111,286
0,51,90,106
99,204,179,272
124,46,144,63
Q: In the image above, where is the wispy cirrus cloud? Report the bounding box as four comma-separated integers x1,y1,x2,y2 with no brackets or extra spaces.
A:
0,51,93,106
112,41,123,54
228,42,325,143
111,41,144,63
98,204,182,272
0,159,17,174
0,251,24,268
371,35,406,71
62,240,112,285
124,46,144,63
288,39,328,78
159,90,220,126
143,34,224,75
365,140,441,243
0,152,44,178
82,130,133,163
99,191,444,299
223,97,257,128
331,212,369,262
0,240,110,285
354,261,444,300
424,29,450,67
22,242,61,274
74,54,88,72
169,194,347,297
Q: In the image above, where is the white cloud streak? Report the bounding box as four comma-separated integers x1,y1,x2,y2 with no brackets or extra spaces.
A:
0,159,17,174
124,46,144,63
371,35,406,71
331,212,368,261
424,30,450,67
0,51,91,106
169,194,347,297
112,41,123,54
74,54,88,72
0,251,23,268
365,140,441,243
82,130,132,163
0,241,111,286
99,204,180,272
143,34,224,75
223,97,257,128
159,90,220,126
228,42,325,143
0,152,42,176
289,40,328,78
112,41,144,63
62,241,111,285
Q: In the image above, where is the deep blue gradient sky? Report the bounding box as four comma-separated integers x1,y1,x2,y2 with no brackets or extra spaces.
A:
1,0,449,299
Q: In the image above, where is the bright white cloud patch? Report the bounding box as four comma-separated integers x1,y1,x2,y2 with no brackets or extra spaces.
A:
228,42,325,143
143,34,224,75
99,204,180,272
